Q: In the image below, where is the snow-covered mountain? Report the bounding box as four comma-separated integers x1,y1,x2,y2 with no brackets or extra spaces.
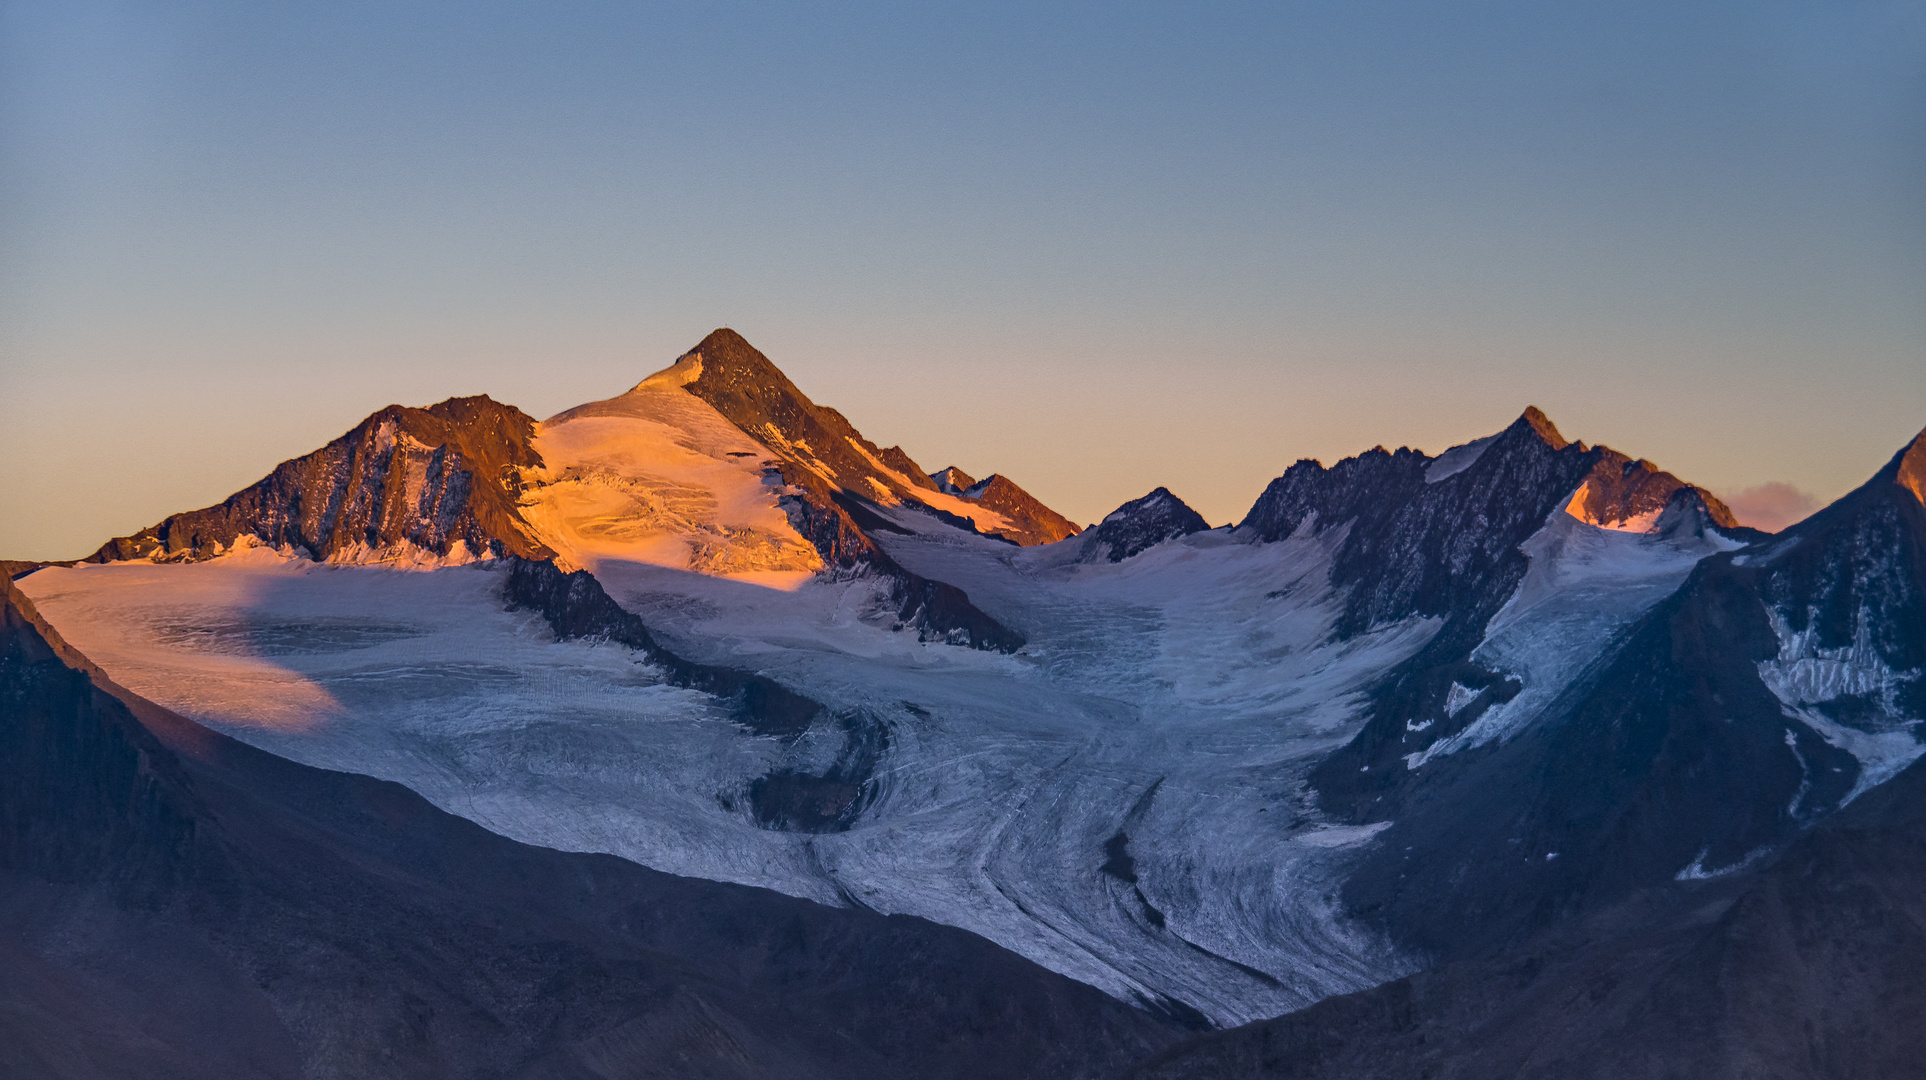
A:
10,331,1926,1069
1078,487,1211,563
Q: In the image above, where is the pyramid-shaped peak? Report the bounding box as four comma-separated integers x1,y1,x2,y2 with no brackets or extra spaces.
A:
686,327,773,370
1081,486,1209,562
931,466,978,495
633,328,789,394
1512,406,1571,450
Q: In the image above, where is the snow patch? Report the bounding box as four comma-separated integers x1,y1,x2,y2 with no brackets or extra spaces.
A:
1675,845,1769,881
1292,821,1392,848
1424,434,1496,483
1758,605,1924,805
1410,513,1722,767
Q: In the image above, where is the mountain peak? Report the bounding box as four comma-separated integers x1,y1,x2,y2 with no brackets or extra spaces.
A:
948,474,1081,545
932,466,978,495
632,328,786,395
1512,406,1571,450
688,327,768,369
1080,487,1208,562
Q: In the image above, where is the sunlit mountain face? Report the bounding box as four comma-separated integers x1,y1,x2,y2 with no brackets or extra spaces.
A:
7,329,1925,1078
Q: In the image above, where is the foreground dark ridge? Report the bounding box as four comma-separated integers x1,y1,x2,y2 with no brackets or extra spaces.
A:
1133,750,1926,1080
0,577,1181,1078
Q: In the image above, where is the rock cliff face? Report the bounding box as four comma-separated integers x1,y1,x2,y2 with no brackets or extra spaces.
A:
1567,448,1741,531
1080,488,1210,562
1239,407,1603,642
1320,424,1926,967
953,473,1083,546
675,329,937,514
930,466,978,494
88,396,552,565
1133,752,1926,1080
0,577,1179,1078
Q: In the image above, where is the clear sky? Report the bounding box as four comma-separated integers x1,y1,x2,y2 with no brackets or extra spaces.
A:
4,0,1923,558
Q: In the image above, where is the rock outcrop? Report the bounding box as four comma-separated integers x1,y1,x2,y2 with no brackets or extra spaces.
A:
88,396,552,565
1080,488,1210,562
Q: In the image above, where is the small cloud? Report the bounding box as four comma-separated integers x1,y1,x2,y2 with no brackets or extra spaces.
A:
1720,482,1822,532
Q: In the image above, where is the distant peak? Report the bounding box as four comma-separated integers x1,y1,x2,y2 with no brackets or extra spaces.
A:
931,466,978,495
1513,406,1571,450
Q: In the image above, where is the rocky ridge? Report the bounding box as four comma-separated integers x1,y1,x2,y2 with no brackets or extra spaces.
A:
1079,488,1211,562
931,466,1083,546
89,395,552,566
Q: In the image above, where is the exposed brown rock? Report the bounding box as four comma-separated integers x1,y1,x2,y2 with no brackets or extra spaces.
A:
1517,404,1571,450
656,330,1026,648
671,329,1078,549
956,474,1082,546
1570,451,1741,530
675,329,940,511
88,396,552,565
1889,426,1926,506
878,446,940,491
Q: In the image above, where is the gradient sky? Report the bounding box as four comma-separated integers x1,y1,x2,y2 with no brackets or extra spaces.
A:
4,0,1923,559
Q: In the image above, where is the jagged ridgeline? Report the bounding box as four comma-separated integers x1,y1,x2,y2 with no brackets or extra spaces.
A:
89,395,554,564
84,329,1102,650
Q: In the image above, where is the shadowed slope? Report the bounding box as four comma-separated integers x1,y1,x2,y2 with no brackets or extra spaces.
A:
1131,751,1926,1080
0,577,1180,1078
1322,422,1926,965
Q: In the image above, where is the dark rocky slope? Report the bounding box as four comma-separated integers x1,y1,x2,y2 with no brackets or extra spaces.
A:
89,396,553,565
1270,409,1748,813
1238,407,1733,645
1328,426,1926,967
1079,488,1210,563
669,329,1077,547
1132,748,1926,1080
931,467,1082,546
0,577,1180,1079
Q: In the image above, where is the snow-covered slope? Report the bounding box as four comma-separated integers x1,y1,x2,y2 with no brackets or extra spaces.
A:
519,360,826,584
